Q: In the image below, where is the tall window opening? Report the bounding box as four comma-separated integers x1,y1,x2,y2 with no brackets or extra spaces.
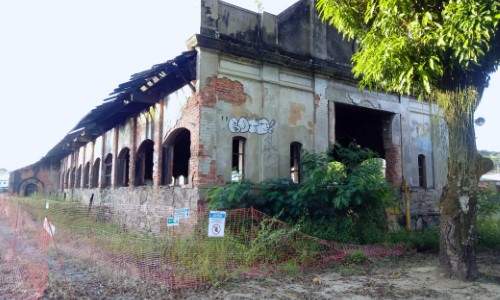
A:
290,142,302,183
92,158,101,188
71,167,76,188
135,140,154,186
103,154,113,188
75,165,82,188
117,148,130,187
418,154,427,188
232,137,246,182
83,162,90,188
65,171,70,189
162,129,191,185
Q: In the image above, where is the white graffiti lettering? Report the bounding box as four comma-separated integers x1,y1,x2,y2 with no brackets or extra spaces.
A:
228,117,275,135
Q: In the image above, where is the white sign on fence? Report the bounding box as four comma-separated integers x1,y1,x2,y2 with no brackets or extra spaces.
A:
43,217,55,237
174,208,190,219
208,211,226,237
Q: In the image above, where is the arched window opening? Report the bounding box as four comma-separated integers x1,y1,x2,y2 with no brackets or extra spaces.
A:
75,165,82,188
135,140,154,186
103,154,113,188
232,137,246,182
117,148,130,187
25,183,39,196
418,154,427,188
162,129,191,185
71,167,76,188
65,171,70,189
92,158,101,188
290,142,302,184
83,162,90,188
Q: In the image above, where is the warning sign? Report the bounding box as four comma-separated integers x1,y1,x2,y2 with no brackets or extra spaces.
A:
208,211,226,237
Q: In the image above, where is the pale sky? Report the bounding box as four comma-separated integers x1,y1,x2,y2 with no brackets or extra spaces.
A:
0,0,498,171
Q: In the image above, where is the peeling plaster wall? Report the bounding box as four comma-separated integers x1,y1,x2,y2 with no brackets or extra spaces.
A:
195,46,446,227
117,120,133,152
196,50,320,183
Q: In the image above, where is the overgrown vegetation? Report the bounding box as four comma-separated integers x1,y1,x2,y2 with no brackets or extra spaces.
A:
385,183,500,252
477,184,500,250
207,143,396,244
8,196,332,285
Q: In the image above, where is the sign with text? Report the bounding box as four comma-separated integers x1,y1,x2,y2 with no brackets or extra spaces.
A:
174,208,190,219
167,217,179,227
208,211,226,237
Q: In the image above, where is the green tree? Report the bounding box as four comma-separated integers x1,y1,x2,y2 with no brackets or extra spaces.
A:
317,0,499,280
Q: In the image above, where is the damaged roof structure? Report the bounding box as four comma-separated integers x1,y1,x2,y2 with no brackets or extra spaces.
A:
42,51,197,166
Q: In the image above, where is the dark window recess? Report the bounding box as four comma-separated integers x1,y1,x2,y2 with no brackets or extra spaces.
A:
25,183,38,196
290,142,302,184
135,140,154,186
232,137,246,181
104,154,113,188
83,162,90,188
117,148,130,187
65,171,70,189
71,167,76,188
75,165,82,188
92,158,101,188
418,154,427,188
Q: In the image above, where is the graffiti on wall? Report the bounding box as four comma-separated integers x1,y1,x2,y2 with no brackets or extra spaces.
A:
262,135,278,160
228,117,276,135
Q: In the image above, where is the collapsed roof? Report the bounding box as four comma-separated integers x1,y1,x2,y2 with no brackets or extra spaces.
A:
39,50,197,166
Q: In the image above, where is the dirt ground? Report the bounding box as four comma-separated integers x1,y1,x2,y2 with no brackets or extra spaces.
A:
39,250,500,300
1,203,499,300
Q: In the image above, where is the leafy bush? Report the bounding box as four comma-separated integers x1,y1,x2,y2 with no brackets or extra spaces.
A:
477,217,500,249
347,251,367,264
385,226,439,252
477,184,500,249
207,143,396,244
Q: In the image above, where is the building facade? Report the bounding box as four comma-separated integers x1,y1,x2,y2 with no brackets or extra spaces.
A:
0,168,9,193
9,0,447,230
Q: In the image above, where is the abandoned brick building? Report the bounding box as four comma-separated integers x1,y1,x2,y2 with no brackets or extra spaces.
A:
9,0,447,229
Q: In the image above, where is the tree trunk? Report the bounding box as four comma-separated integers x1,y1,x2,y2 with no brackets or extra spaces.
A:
437,88,493,281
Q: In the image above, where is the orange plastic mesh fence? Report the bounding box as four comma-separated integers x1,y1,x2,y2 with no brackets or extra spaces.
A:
0,195,406,295
0,195,50,299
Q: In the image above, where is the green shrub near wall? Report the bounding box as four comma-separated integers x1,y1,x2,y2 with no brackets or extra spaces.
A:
207,143,396,245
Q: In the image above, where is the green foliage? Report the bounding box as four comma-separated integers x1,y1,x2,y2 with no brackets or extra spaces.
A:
478,184,500,218
477,184,500,249
385,226,440,252
347,251,367,264
206,180,255,211
477,217,500,249
247,218,298,264
207,143,396,244
316,0,500,96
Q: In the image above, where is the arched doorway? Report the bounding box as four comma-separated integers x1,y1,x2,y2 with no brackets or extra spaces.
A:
162,128,191,185
18,178,44,196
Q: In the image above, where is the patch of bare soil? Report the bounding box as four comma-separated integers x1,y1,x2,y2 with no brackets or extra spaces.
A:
41,251,500,300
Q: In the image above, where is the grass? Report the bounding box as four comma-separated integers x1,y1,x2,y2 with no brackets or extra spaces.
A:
9,196,321,285
14,194,500,288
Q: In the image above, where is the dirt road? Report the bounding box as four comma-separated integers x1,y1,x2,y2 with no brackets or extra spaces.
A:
40,251,500,300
